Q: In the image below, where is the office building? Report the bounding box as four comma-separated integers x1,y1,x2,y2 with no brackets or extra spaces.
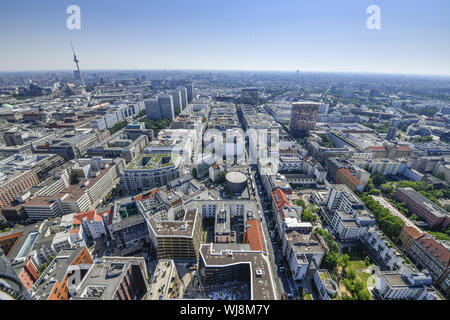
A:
145,95,175,120
145,208,202,261
198,243,277,300
73,256,148,300
395,187,450,230
289,102,321,137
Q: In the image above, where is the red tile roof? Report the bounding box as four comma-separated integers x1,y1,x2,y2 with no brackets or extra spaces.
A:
272,188,290,211
69,228,80,234
416,234,450,268
402,226,423,240
245,219,265,252
73,208,112,225
338,168,363,187
368,146,387,151
134,188,158,201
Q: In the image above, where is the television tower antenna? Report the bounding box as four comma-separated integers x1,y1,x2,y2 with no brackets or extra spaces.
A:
71,41,85,87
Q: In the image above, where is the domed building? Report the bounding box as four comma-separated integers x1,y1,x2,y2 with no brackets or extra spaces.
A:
225,172,247,193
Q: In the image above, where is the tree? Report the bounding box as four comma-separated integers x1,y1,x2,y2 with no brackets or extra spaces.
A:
108,120,128,134
414,136,433,143
369,189,381,196
399,123,408,132
372,173,386,186
380,183,394,194
360,194,405,240
364,256,371,267
320,135,333,148
338,254,350,273
358,289,371,300
322,251,339,270
301,209,317,223
346,269,356,281
85,84,96,92
294,199,306,208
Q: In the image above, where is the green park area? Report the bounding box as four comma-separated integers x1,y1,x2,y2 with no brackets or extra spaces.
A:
338,247,373,300
315,228,373,300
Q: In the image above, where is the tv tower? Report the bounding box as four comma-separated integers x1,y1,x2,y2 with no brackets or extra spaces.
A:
71,41,85,87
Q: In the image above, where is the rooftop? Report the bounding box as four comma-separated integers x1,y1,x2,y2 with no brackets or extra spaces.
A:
245,219,265,252
199,243,276,300
147,259,181,300
126,153,178,170
145,208,198,238
31,247,88,300
397,187,449,219
73,256,147,300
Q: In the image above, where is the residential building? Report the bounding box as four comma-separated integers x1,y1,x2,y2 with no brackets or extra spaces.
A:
73,256,148,300
29,247,93,300
283,231,325,281
407,233,450,297
377,265,438,300
147,259,183,300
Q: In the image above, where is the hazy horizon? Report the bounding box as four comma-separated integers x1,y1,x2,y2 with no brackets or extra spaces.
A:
2,69,450,80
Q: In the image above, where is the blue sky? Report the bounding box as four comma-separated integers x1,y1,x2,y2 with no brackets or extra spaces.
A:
1,0,449,75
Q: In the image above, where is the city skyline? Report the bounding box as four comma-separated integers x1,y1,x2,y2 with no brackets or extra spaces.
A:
1,0,449,75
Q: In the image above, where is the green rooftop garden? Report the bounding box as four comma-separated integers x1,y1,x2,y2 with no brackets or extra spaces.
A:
127,153,177,170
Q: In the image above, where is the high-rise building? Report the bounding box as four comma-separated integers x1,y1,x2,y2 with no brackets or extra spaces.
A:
145,208,202,261
171,89,183,113
145,95,175,120
289,101,321,137
387,118,400,141
185,82,194,102
158,95,175,119
240,88,259,105
177,86,188,110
